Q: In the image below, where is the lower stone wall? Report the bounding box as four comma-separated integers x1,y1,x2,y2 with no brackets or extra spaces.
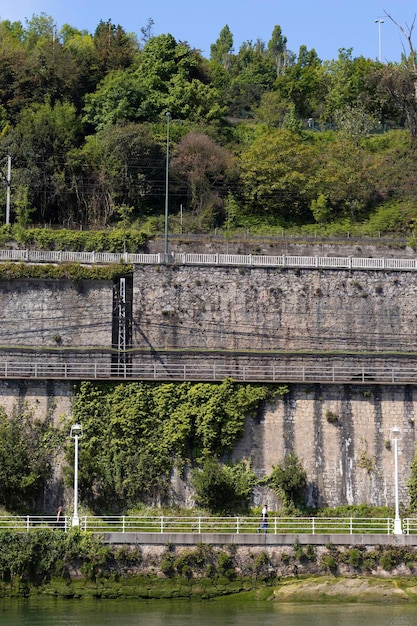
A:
231,383,417,509
0,380,416,510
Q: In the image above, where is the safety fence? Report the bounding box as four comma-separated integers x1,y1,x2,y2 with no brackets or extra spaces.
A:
0,362,416,385
0,249,417,272
0,515,411,535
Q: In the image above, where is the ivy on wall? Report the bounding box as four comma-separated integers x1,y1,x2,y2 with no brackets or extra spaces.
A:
68,379,272,513
0,262,132,281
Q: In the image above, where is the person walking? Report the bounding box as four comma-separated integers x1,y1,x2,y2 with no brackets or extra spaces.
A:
257,504,268,533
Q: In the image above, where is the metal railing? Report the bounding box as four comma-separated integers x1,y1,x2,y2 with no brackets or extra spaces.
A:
0,249,416,272
0,361,416,384
0,515,397,535
0,515,69,532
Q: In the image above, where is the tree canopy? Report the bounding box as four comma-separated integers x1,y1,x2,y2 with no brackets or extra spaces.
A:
0,13,416,235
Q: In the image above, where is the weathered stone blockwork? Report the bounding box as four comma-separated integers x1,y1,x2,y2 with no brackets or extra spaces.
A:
0,278,113,348
131,265,417,354
231,384,416,508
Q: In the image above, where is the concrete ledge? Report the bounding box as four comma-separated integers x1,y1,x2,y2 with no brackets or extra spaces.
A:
100,532,417,546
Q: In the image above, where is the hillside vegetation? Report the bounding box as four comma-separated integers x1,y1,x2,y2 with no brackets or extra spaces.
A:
0,15,417,240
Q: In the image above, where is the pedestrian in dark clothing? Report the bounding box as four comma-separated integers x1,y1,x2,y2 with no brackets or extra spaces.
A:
257,504,268,533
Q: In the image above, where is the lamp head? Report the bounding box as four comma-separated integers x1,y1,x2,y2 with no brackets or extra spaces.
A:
391,426,401,439
70,423,82,438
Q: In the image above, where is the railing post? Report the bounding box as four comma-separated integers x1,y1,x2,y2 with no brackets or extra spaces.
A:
198,517,201,534
236,516,239,534
312,517,315,534
122,516,125,533
160,516,164,533
350,517,353,534
26,515,30,532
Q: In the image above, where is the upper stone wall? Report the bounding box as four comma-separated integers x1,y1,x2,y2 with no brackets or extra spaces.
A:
132,265,417,354
0,279,113,348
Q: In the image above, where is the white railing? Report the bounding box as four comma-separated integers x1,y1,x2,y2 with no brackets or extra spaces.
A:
0,515,69,532
0,515,396,534
0,249,416,272
0,361,416,384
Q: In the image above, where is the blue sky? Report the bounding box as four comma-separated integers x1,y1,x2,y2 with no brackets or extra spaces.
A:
1,0,416,62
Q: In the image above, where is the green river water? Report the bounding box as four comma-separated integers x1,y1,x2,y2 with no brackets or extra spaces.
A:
1,598,417,626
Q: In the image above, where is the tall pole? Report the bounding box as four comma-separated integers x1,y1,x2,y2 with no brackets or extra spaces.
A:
71,423,82,527
164,112,171,257
375,19,384,63
391,426,402,534
5,154,11,225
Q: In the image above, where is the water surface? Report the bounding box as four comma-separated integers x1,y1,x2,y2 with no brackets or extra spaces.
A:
1,598,417,626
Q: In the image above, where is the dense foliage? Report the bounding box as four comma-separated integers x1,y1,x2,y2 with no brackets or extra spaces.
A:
192,458,257,513
0,15,417,235
264,452,308,509
0,529,112,585
68,379,270,512
0,407,62,512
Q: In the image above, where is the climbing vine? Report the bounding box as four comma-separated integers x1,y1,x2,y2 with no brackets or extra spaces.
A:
69,379,271,512
0,406,63,513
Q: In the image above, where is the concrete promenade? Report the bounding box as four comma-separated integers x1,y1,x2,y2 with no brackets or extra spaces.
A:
102,532,417,546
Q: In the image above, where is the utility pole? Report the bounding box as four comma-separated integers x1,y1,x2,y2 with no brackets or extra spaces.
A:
0,155,11,225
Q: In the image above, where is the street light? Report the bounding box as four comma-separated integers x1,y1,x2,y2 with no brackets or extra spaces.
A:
375,18,384,63
164,111,171,258
390,426,402,534
70,423,82,527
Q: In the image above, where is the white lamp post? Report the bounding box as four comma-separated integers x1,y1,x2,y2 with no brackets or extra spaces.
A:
375,18,384,63
70,423,82,527
390,426,402,534
164,111,171,258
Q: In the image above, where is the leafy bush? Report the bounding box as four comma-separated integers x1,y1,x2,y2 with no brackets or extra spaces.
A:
9,226,149,253
0,408,62,513
264,452,307,508
192,458,256,514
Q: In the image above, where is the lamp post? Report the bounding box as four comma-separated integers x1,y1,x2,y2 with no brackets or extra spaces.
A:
70,423,82,527
164,111,171,258
391,426,402,534
375,18,384,62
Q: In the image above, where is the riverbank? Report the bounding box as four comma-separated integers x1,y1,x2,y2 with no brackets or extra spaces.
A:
4,575,417,603
2,530,417,601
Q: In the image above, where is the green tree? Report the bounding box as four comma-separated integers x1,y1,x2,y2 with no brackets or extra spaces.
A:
192,458,256,513
267,25,290,76
67,122,163,225
0,407,61,512
210,25,234,68
322,49,377,123
275,45,325,119
265,452,307,509
2,99,81,224
239,128,319,222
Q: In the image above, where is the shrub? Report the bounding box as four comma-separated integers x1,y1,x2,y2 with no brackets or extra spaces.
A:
265,452,307,508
